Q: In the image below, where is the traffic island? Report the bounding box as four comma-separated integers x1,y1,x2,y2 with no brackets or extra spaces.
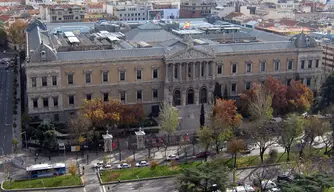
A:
100,161,201,183
1,175,83,191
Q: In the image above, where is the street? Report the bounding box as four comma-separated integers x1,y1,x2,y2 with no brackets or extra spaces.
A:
0,63,14,155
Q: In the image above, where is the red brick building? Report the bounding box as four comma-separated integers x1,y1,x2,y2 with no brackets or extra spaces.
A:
180,0,216,18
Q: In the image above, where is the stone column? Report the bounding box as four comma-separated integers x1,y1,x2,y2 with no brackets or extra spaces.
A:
165,64,169,82
164,88,170,104
186,63,188,81
192,63,196,80
179,63,182,82
212,62,215,79
199,62,202,79
208,91,212,104
205,62,208,79
172,63,175,82
182,91,186,106
195,90,199,105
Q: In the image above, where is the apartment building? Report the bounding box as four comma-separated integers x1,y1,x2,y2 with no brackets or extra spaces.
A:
180,0,217,18
111,2,151,21
25,20,323,122
39,5,86,23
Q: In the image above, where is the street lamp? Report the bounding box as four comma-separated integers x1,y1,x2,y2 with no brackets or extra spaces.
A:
40,180,46,192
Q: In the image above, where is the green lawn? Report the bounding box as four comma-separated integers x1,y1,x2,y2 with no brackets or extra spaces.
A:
100,161,201,182
2,175,82,189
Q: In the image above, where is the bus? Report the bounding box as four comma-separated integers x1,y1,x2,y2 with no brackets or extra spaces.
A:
26,163,66,178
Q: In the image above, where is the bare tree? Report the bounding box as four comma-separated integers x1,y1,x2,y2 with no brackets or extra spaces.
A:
67,114,92,144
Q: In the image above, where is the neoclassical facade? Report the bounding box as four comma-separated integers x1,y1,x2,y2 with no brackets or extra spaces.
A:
25,20,323,122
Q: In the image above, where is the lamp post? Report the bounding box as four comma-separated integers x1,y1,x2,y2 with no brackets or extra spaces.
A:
41,180,46,192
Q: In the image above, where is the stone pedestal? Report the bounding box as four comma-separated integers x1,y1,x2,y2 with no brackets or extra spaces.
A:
135,128,146,150
102,130,113,152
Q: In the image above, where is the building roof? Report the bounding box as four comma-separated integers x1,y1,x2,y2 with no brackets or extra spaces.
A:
125,22,178,43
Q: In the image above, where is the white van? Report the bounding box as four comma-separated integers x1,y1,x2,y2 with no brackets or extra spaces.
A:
226,185,255,192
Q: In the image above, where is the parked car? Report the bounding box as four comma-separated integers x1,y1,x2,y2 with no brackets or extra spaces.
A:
117,163,131,169
166,154,179,161
261,180,280,191
136,161,149,167
234,184,256,192
240,146,254,155
277,172,294,183
196,152,209,158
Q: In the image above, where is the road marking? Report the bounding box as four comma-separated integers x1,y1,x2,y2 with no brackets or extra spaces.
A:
83,187,86,192
100,186,106,192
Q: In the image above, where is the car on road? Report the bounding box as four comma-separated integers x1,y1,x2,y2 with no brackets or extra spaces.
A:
166,154,179,161
117,163,131,169
240,146,254,155
234,184,256,192
261,180,280,192
99,164,112,171
136,161,149,167
93,161,104,169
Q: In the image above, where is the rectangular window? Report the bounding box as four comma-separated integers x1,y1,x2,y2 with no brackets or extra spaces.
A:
102,72,108,82
217,64,222,74
68,74,74,85
120,92,126,104
43,98,48,107
308,60,312,68
137,69,142,80
201,65,204,77
245,82,251,90
153,89,158,99
153,68,158,79
31,77,37,88
54,114,59,121
306,78,311,86
120,71,125,81
260,62,266,72
274,61,279,71
174,66,178,79
86,94,92,100
315,59,319,68
137,90,142,100
288,61,293,70
231,83,236,92
188,66,191,77
103,93,109,102
301,60,305,69
232,64,237,73
69,95,74,105
33,99,38,108
52,76,57,86
246,63,251,73
53,97,58,107
85,73,91,84
42,76,47,87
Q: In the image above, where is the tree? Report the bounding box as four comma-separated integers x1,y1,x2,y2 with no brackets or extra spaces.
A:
211,99,242,153
12,138,18,151
159,102,179,143
68,162,77,176
243,84,275,163
103,99,122,129
213,82,222,100
0,26,6,48
119,104,145,130
200,103,205,127
278,113,304,161
6,20,27,49
227,138,245,168
314,72,334,112
264,76,288,115
287,80,314,113
278,174,334,192
82,98,106,128
67,114,92,144
35,120,58,151
197,126,214,162
178,161,229,192
304,117,329,148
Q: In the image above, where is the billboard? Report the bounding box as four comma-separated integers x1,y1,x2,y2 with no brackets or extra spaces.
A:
148,9,179,20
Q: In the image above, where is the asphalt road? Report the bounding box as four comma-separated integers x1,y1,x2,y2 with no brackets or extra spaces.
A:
0,65,13,155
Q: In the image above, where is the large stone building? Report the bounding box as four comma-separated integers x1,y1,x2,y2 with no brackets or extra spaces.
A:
25,19,323,123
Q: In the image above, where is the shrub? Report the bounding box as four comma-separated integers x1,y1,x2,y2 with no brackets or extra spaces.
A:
170,160,178,170
267,149,278,164
150,161,158,170
109,172,120,181
68,162,77,176
125,157,133,164
103,156,108,164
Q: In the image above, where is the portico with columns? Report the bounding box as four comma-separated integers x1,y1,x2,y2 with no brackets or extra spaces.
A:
164,45,216,107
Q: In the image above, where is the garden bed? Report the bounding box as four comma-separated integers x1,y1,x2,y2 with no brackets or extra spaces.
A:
100,162,201,182
2,175,82,190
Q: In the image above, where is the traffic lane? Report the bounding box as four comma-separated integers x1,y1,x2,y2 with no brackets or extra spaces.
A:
105,178,178,192
1,68,13,155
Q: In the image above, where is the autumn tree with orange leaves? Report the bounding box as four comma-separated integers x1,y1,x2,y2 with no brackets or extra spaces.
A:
120,104,145,130
210,99,243,153
286,80,314,113
264,76,288,114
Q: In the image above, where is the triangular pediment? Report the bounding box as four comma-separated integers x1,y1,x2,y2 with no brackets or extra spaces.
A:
165,47,215,61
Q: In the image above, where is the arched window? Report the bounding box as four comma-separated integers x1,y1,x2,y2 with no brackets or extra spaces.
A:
200,87,207,103
187,89,194,105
